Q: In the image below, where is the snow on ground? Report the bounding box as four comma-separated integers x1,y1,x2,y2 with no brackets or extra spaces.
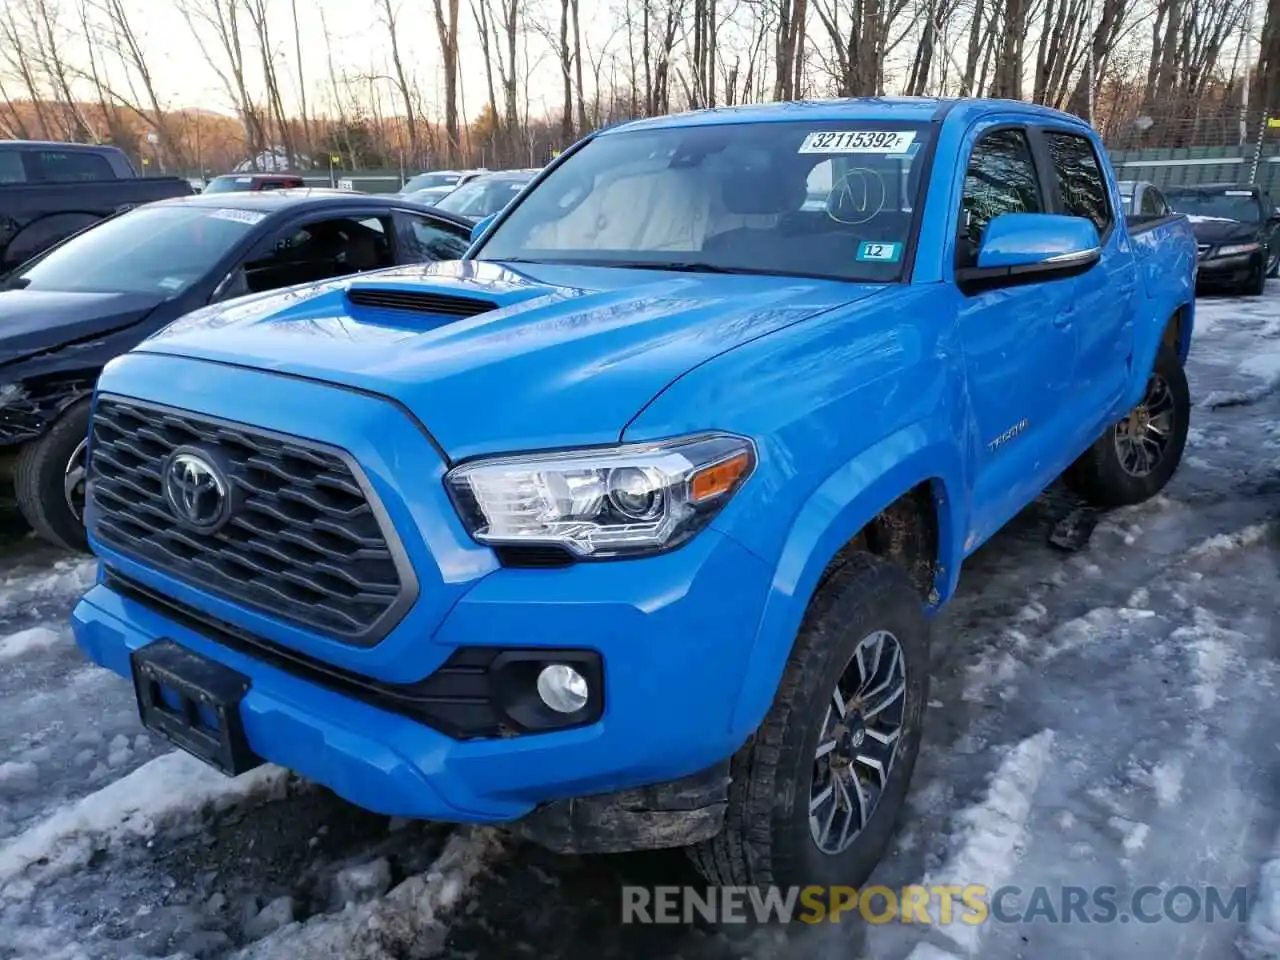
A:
0,284,1278,960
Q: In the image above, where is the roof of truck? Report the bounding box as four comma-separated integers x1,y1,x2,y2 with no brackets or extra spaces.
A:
0,139,126,152
608,97,1091,134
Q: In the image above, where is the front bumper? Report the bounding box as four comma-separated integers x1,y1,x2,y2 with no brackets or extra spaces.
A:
1195,252,1261,287
72,522,772,826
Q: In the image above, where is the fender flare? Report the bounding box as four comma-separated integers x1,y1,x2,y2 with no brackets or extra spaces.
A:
1121,300,1193,412
726,421,966,741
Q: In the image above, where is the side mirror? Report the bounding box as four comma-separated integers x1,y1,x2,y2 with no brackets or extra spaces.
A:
470,213,496,245
960,213,1101,292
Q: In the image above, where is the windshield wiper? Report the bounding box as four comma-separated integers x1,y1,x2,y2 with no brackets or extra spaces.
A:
586,260,772,276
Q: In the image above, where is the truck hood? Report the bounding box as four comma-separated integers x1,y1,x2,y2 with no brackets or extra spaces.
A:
0,289,165,369
140,259,888,460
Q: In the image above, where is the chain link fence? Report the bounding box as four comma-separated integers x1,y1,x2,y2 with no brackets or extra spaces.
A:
247,112,1280,197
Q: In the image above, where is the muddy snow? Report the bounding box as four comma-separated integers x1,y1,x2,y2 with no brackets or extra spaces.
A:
1,285,1278,960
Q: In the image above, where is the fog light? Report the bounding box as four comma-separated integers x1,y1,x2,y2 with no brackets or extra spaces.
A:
536,664,589,713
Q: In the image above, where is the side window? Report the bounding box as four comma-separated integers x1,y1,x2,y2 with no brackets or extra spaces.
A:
241,215,395,293
1043,132,1111,236
397,213,470,262
25,150,115,182
958,128,1043,265
1140,186,1166,217
0,149,26,184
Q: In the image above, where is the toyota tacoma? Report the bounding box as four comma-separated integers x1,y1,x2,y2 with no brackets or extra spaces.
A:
71,98,1196,889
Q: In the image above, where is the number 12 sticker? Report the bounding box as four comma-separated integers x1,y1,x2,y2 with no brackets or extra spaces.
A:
856,241,903,263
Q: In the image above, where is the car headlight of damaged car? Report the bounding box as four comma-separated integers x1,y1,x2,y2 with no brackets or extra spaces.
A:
446,433,756,558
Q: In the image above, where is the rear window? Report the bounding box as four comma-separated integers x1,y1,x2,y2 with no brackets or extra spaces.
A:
1,149,117,183
204,176,257,194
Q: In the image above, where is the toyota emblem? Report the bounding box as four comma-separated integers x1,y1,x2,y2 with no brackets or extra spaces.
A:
163,448,231,532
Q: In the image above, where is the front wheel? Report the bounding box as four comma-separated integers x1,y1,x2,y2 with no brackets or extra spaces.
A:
1065,343,1190,509
13,399,92,552
688,553,929,889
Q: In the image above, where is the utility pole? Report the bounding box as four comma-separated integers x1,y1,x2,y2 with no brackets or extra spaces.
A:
1238,0,1257,145
1086,0,1097,125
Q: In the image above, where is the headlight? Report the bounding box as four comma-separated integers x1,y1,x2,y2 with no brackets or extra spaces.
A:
445,433,756,559
1216,242,1260,257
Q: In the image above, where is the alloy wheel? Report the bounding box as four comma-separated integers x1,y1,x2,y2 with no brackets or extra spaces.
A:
809,629,907,855
1113,372,1176,478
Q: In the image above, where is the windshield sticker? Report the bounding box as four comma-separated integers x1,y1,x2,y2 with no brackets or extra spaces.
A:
235,177,253,183
209,208,267,225
157,277,184,291
856,240,903,263
799,130,917,155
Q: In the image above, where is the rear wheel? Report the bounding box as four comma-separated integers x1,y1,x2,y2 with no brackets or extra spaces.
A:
688,553,929,890
13,400,91,552
1065,343,1190,508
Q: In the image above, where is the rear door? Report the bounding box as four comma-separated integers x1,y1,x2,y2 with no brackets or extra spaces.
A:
1035,127,1136,425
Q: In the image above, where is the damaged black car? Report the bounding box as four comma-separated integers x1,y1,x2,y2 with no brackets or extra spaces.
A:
0,189,474,550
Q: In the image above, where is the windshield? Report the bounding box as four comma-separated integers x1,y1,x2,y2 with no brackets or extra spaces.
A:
18,204,261,295
474,120,934,282
1164,190,1260,223
437,177,531,217
404,172,460,192
203,176,258,194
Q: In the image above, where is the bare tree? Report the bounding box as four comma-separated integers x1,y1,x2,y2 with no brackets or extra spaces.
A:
178,0,268,164
431,0,462,163
377,0,421,163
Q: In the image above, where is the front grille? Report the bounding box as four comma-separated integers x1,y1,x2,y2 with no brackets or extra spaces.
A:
89,397,415,645
346,288,497,317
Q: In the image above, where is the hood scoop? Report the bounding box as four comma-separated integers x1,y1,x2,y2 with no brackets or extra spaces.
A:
346,287,498,319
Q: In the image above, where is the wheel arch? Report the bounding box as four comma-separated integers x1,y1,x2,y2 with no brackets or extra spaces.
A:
726,425,965,743
1123,301,1193,413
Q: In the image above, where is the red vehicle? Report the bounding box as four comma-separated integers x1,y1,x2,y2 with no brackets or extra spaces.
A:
202,173,306,193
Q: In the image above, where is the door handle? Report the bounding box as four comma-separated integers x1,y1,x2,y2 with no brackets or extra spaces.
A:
1053,313,1072,328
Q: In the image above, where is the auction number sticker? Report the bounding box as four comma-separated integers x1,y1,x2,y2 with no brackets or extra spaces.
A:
209,208,267,225
799,130,916,154
856,240,903,263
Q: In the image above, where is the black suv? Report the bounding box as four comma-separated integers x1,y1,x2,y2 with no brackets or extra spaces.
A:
1162,182,1280,296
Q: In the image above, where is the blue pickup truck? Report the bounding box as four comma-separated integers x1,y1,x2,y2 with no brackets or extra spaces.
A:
71,98,1196,889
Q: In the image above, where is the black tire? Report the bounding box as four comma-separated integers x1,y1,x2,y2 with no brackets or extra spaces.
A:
1065,343,1189,509
1242,259,1267,296
688,553,929,890
13,399,91,552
